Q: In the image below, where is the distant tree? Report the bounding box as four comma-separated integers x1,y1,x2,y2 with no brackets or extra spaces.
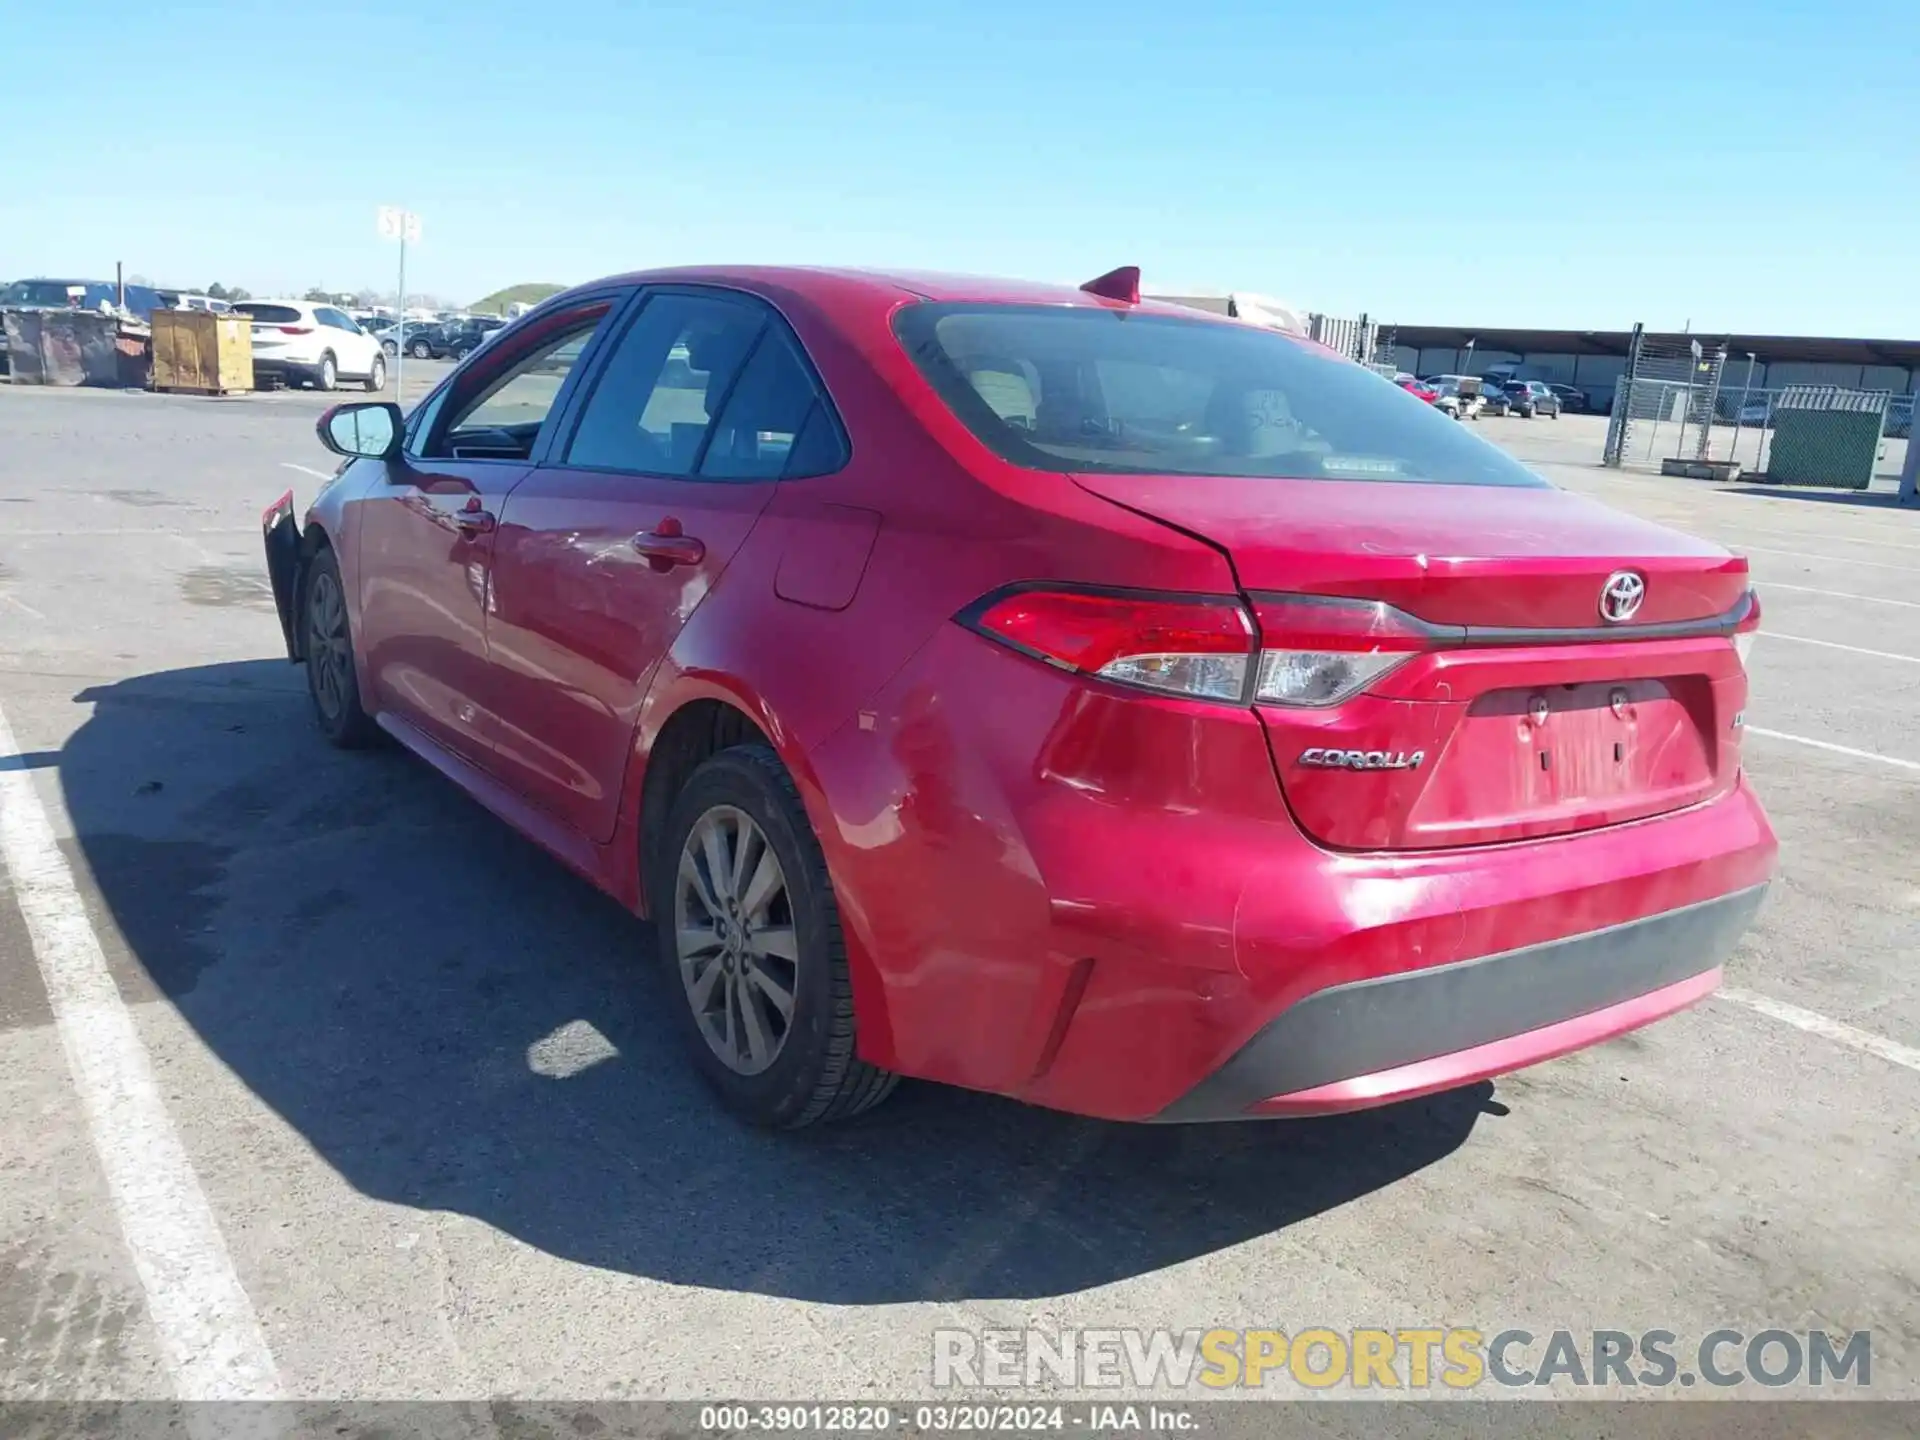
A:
303,287,332,302
229,286,252,301
127,273,152,285
206,282,229,299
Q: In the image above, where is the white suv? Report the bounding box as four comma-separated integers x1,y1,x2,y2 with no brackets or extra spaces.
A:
233,300,386,392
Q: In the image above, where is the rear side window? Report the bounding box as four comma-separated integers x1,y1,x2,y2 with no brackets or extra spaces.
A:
893,304,1549,487
236,303,302,325
701,328,845,480
564,293,764,475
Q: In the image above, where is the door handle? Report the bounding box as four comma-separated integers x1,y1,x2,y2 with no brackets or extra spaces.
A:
630,522,705,571
451,506,495,534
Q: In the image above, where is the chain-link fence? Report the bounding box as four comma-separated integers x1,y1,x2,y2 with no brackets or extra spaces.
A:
1600,324,1911,488
1604,378,1908,489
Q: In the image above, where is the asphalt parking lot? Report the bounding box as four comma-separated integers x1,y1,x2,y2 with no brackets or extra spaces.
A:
1,379,1917,1425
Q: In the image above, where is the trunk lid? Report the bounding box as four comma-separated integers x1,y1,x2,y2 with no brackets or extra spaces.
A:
1070,474,1752,851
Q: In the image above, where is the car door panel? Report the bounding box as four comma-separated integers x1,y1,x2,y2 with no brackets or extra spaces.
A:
353,295,626,767
356,458,526,764
480,287,831,843
486,473,777,840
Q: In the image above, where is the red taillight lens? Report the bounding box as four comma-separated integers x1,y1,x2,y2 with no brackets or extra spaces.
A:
1250,595,1433,706
278,325,314,334
964,587,1254,701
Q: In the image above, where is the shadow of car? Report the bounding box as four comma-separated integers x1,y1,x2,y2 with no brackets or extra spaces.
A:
53,659,1492,1304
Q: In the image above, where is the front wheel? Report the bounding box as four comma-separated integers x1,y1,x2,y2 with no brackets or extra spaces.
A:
409,338,432,359
363,354,386,393
655,744,898,1129
301,548,380,748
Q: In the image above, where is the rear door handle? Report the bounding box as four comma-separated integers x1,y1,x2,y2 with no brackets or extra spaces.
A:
631,527,705,570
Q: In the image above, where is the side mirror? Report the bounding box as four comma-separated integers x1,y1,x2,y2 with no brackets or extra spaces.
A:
316,402,403,459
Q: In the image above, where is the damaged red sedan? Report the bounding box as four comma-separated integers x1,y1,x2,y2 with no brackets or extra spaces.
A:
262,264,1774,1129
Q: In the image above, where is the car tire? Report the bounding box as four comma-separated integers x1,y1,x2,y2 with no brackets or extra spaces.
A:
381,338,398,357
300,546,380,749
363,354,386,393
409,337,432,359
654,742,899,1130
316,353,337,392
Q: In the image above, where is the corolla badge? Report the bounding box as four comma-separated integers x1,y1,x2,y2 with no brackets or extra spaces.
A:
1299,748,1426,771
1599,570,1647,623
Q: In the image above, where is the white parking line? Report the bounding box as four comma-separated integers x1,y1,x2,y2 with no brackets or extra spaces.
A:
1746,726,1920,773
1760,632,1920,663
280,463,333,482
0,699,286,1407
1718,988,1920,1077
1737,543,1917,573
1711,519,1920,554
1761,582,1920,609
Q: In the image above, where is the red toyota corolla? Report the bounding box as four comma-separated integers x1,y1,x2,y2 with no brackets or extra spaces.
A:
262,264,1775,1129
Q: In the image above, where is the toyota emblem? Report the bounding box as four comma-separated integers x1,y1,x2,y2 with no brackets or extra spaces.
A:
1599,570,1646,623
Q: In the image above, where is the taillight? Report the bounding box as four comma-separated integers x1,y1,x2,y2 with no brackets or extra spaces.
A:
1250,595,1431,706
278,325,314,334
962,587,1254,701
1733,589,1760,669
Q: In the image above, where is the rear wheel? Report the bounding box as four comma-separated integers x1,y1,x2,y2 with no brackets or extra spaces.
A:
363,354,386,393
655,744,898,1129
316,352,337,392
409,337,432,359
301,547,380,749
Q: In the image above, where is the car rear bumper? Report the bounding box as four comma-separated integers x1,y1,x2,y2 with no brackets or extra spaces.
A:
808,624,1779,1122
253,358,327,384
1153,884,1762,1121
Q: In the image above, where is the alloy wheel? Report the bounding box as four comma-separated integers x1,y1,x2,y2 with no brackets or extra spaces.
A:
306,569,352,720
673,805,799,1076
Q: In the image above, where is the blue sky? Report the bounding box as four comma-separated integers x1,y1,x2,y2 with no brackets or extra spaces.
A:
7,0,1916,335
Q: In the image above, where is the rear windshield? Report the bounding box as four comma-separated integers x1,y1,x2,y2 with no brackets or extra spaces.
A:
893,304,1549,487
235,303,302,325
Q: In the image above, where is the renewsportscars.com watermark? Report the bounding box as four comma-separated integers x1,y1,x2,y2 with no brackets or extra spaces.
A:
933,1327,1872,1392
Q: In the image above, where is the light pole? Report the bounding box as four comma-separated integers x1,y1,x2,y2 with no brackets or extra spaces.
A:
377,207,421,398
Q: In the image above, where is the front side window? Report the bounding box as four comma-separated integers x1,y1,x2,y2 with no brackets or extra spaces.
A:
422,306,611,461
893,304,1549,487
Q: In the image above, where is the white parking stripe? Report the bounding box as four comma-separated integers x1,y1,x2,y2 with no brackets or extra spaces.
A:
1760,631,1920,663
1761,582,1920,609
280,463,333,482
1746,726,1920,773
1737,543,1917,573
1718,988,1920,1077
0,700,286,1407
1711,519,1920,554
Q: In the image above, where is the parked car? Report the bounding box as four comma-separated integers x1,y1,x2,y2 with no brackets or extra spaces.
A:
443,316,509,360
398,322,455,360
233,300,386,392
1502,380,1561,419
1,277,167,319
1547,384,1590,414
1476,381,1511,417
1430,381,1479,421
264,264,1774,1130
1394,374,1438,404
1885,395,1913,440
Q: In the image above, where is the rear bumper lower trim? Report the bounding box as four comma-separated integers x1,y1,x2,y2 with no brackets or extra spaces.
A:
1154,882,1767,1122
1242,967,1721,1117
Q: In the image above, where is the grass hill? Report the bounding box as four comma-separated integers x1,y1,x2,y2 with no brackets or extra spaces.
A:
470,282,566,314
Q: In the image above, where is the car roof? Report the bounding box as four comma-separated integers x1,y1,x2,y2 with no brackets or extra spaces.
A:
556,264,1275,325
